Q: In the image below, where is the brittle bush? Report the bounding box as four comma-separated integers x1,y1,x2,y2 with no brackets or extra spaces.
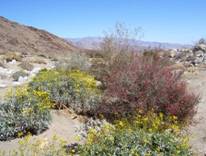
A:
68,70,98,90
6,87,52,110
31,69,99,93
29,69,101,114
0,87,51,141
78,112,192,156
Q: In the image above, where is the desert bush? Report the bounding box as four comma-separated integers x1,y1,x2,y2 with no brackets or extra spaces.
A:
89,23,141,84
0,87,51,141
98,54,198,122
77,112,192,156
89,50,134,88
4,52,22,62
89,58,109,86
100,23,142,58
12,71,28,81
79,129,191,156
55,52,91,71
19,61,34,71
29,69,101,114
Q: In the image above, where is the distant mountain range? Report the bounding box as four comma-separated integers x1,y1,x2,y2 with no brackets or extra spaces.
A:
67,37,193,50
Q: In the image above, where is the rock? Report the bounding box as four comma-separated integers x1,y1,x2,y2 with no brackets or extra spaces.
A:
0,84,6,88
18,76,28,83
186,55,196,62
8,59,16,64
12,71,28,81
29,67,42,76
194,57,204,65
194,50,204,57
0,67,13,76
194,44,206,52
96,81,102,88
169,50,177,58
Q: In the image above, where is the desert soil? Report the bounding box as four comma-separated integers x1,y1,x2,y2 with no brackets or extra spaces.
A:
0,110,82,152
184,69,206,155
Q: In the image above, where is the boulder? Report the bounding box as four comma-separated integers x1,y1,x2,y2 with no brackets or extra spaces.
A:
12,71,28,81
194,50,204,57
194,44,206,52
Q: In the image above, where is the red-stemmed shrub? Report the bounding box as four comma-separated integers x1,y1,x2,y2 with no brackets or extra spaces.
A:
97,54,199,122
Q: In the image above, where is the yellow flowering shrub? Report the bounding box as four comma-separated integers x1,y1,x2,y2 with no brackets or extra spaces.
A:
77,112,192,156
29,69,102,114
115,111,180,134
67,70,100,94
0,86,51,141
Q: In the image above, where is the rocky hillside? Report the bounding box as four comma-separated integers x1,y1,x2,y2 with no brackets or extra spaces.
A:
169,39,206,67
0,16,78,56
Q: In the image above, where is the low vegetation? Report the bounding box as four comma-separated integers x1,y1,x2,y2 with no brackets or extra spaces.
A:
0,87,51,141
29,69,101,114
76,112,191,156
98,54,199,122
55,52,91,71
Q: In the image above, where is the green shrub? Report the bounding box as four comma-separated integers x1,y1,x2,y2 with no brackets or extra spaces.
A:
55,53,91,71
79,129,191,156
77,112,192,156
29,69,101,114
12,71,28,81
0,87,51,141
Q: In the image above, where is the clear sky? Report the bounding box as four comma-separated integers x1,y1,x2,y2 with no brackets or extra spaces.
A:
1,0,206,44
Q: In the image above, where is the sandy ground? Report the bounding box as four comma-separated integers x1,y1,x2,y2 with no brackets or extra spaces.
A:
0,110,82,152
184,69,206,155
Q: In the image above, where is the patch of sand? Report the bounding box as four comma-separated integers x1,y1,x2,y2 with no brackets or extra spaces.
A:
185,70,206,155
0,110,82,152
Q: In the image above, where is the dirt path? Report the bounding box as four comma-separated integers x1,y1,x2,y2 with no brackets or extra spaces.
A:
185,70,206,155
0,110,82,152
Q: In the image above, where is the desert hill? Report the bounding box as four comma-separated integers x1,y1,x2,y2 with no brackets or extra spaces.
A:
0,16,78,56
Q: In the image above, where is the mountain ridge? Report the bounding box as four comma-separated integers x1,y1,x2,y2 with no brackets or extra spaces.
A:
0,16,78,56
67,37,193,50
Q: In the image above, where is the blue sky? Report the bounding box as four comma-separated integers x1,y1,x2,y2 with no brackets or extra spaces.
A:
1,0,206,44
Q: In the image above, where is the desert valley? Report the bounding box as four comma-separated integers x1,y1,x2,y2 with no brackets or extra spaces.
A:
0,3,206,155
